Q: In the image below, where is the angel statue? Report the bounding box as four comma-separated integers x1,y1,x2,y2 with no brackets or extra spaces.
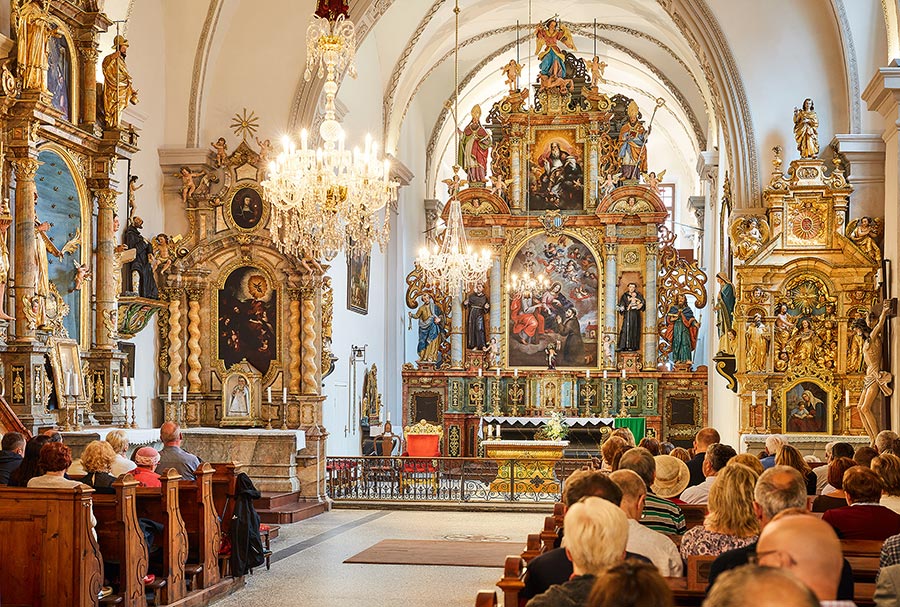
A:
641,170,666,194
793,98,819,159
730,216,770,261
535,17,576,91
500,59,522,94
599,172,620,200
442,170,467,198
847,216,883,263
587,56,607,89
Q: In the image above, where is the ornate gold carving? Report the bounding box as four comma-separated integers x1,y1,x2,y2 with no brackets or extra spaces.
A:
657,225,708,364
300,297,318,394
289,298,301,393
186,296,201,392
167,297,182,389
507,378,524,416
11,365,24,404
469,381,485,416
11,157,40,181
730,216,770,261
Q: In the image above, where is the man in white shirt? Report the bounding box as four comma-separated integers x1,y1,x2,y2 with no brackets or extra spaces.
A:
681,443,736,505
609,469,683,577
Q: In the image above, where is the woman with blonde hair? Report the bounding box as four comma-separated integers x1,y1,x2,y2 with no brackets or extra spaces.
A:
776,444,817,495
728,452,764,476
80,440,117,494
873,452,900,514
679,463,760,559
104,429,137,477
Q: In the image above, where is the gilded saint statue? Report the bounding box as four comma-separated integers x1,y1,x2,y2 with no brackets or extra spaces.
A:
847,217,884,264
102,35,138,129
793,98,819,159
745,314,770,372
12,0,56,92
854,300,893,445
0,200,13,321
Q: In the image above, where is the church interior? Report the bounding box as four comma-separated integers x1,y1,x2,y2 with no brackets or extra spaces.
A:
1,0,900,605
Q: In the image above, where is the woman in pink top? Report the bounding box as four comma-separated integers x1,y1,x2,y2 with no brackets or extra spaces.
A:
131,446,161,488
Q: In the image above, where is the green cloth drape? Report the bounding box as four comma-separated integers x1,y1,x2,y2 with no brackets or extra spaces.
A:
614,417,646,443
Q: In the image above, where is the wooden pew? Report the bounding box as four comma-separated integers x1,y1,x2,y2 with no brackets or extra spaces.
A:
91,475,151,607
135,469,188,603
521,533,542,563
475,589,498,607
681,504,708,529
539,515,558,553
496,556,525,607
0,484,103,607
177,463,222,588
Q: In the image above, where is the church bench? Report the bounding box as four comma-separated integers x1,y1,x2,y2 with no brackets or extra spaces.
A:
177,463,222,589
0,484,103,607
521,533,542,563
680,504,708,529
475,589,498,607
496,555,525,607
841,539,884,557
685,555,716,591
135,469,188,603
539,515,559,552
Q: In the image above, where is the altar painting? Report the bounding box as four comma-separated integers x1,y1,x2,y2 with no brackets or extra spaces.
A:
528,128,584,211
217,266,277,375
782,380,831,434
508,233,598,368
48,35,71,119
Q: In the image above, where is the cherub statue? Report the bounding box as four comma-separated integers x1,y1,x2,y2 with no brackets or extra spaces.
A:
127,175,142,216
175,166,203,204
211,137,228,167
442,169,467,198
545,340,559,370
500,59,522,94
587,55,607,89
484,337,501,369
488,177,512,198
793,98,819,159
71,259,92,292
256,137,272,164
641,169,666,194
599,172,621,199
847,216,884,263
730,216,770,260
151,234,173,275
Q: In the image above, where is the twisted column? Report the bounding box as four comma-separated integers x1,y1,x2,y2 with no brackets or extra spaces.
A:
94,188,118,349
186,288,202,392
288,289,302,393
11,157,40,342
603,238,618,368
167,291,183,389
299,284,320,395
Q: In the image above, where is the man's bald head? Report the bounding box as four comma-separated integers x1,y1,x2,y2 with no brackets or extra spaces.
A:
694,427,720,453
703,565,819,607
160,422,182,445
756,513,843,601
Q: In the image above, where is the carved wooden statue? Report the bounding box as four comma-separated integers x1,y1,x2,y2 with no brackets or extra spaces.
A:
793,98,819,159
101,35,138,128
13,0,56,92
855,300,893,445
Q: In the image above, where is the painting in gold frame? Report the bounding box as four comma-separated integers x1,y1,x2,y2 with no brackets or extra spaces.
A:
527,127,585,212
781,379,832,434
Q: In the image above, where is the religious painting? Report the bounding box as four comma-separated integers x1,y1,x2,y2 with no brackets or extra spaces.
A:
347,247,370,314
528,128,584,211
229,186,264,230
782,380,831,434
223,373,252,419
217,266,277,375
507,232,599,368
49,337,84,402
48,35,71,119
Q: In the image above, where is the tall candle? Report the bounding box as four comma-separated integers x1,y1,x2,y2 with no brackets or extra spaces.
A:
586,369,591,379
122,381,127,400
766,389,772,409
129,378,135,397
621,369,627,380
845,389,850,408
514,368,518,378
168,386,172,402
267,387,272,403
65,370,72,397
387,411,391,422
478,368,483,378
752,391,757,408
182,386,187,402
603,369,608,380
283,387,288,403
495,425,501,440
496,368,501,378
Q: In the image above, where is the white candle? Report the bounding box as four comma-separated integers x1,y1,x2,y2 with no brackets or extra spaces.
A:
766,389,772,409
486,425,492,438
65,370,72,397
495,425,500,439
167,386,172,402
182,386,187,402
603,369,608,380
496,368,501,378
586,369,591,379
387,411,391,422
130,378,135,397
121,381,127,400
621,369,627,380
752,391,757,408
478,368,483,378
845,389,850,408
283,387,288,403
514,368,518,378
267,386,272,403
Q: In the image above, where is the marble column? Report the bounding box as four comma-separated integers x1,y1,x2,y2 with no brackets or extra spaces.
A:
185,287,202,392
94,188,118,349
11,156,39,342
78,42,99,127
832,134,886,219
643,240,659,370
299,281,321,395
490,256,502,348
510,137,522,211
603,234,618,369
451,294,463,368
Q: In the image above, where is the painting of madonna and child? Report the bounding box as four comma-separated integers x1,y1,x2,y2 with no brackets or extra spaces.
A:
783,381,831,434
508,234,599,367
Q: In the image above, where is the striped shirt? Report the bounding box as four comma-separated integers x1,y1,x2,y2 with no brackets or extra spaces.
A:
642,492,686,535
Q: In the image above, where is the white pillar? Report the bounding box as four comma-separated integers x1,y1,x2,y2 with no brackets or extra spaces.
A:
832,134,886,220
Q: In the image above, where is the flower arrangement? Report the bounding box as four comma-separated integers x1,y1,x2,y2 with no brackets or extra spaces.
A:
538,410,569,441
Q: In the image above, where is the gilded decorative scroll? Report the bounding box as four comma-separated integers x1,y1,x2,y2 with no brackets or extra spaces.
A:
656,225,708,365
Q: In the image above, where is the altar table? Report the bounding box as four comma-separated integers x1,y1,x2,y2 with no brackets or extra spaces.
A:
481,439,569,494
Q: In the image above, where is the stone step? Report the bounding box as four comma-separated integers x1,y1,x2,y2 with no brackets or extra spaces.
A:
256,499,328,524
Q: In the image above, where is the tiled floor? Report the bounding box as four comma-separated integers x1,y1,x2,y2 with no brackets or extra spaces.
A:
212,508,544,607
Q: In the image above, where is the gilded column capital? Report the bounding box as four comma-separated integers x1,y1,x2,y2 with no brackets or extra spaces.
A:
299,278,323,298
287,288,303,301
185,287,203,301
11,157,40,181
94,188,119,210
77,45,99,64
604,242,618,256
645,242,659,256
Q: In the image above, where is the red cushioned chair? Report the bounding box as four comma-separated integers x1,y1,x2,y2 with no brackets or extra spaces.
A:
400,420,443,492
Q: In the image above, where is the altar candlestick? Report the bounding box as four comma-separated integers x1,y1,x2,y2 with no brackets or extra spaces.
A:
283,387,287,403
478,368,483,378
122,381,127,400
182,386,187,402
168,386,172,402
603,369,608,380
267,387,272,402
621,369,626,380
766,389,772,409
514,368,518,378
129,378,135,397
495,368,500,378
752,391,757,409
495,425,500,439
486,425,492,438
845,390,850,408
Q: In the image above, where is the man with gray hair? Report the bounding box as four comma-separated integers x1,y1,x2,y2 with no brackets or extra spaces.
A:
618,447,686,535
704,565,819,607
876,430,899,454
761,434,788,469
525,496,628,607
680,442,736,504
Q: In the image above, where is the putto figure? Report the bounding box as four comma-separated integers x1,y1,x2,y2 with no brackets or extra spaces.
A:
854,300,893,445
102,35,138,129
793,98,819,159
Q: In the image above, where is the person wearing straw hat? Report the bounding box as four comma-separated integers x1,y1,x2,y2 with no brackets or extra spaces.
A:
132,446,161,488
619,449,687,535
101,34,138,128
651,453,691,501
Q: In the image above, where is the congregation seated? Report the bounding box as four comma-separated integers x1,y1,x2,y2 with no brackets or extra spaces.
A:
877,430,900,454
609,469,683,577
728,452,764,476
27,442,85,490
855,446,879,468
686,427,720,487
525,497,628,607
587,560,674,607
669,447,691,464
80,440,119,494
660,441,676,455
775,444,817,495
759,434,787,470
8,434,51,487
157,421,201,480
872,452,900,514
811,457,856,512
132,446,162,487
681,442,737,505
823,465,900,540
703,565,819,607
638,437,661,456
612,427,636,447
680,462,759,559
814,441,854,494
0,431,25,484
650,455,690,508
600,436,627,471
618,447,687,535
105,428,138,477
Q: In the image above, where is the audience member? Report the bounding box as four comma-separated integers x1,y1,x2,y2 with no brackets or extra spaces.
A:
680,463,759,559
80,440,117,494
618,448,686,534
703,565,820,607
7,434,51,487
755,513,851,606
525,497,628,607
687,427,720,487
874,563,900,607
650,455,690,503
611,427,636,447
873,452,900,514
728,453,764,476
637,437,661,456
816,442,854,494
823,465,900,540
877,430,900,454
775,444,817,495
132,446,162,488
105,429,137,477
156,422,200,480
669,447,691,464
610,469,683,577
612,445,634,472
42,429,62,442
27,443,85,490
588,560,674,607
681,443,737,504
812,457,857,513
601,436,627,471
882,531,900,569
855,445,879,468
521,470,624,602
760,435,787,470
0,431,25,484
660,442,676,456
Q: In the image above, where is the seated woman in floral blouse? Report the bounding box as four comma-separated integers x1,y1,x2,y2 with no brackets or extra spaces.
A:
680,463,760,559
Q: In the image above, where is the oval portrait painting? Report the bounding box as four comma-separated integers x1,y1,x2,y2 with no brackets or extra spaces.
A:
230,187,263,229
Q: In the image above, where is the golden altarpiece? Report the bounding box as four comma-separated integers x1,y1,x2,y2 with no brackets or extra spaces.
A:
402,45,709,456
730,147,881,438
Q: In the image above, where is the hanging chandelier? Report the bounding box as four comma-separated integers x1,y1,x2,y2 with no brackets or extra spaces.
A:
415,0,491,294
261,0,398,261
507,270,549,295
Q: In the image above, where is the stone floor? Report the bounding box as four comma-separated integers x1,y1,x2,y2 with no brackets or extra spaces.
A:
211,508,545,607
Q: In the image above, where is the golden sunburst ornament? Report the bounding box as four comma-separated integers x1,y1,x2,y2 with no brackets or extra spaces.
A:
230,109,259,141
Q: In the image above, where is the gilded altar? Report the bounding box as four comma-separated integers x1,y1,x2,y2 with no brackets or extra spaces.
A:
482,439,569,493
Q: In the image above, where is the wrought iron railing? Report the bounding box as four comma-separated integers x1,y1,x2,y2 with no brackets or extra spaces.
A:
326,456,593,502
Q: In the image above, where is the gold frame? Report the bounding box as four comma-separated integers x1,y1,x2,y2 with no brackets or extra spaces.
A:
524,124,589,213
222,181,268,232
780,376,836,435
47,17,79,123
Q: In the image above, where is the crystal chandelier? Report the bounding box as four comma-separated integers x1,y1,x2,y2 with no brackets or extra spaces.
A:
261,1,398,261
415,0,491,294
507,270,549,295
